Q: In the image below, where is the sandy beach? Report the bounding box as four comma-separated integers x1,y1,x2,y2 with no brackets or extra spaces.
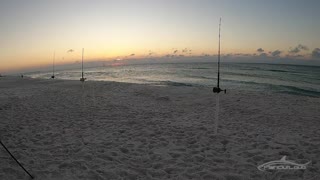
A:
0,76,319,180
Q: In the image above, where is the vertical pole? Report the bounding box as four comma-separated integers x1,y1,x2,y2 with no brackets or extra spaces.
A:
82,82,85,109
92,83,96,106
215,18,222,135
53,51,55,77
82,48,84,79
81,48,85,108
214,93,220,135
217,18,221,89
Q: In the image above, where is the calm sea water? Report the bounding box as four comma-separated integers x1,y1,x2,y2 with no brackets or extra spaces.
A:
28,62,320,97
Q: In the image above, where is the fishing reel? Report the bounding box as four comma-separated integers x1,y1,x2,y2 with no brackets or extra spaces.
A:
80,77,86,82
213,87,226,94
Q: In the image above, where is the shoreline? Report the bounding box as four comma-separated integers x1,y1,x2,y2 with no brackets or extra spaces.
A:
5,74,320,98
0,77,319,179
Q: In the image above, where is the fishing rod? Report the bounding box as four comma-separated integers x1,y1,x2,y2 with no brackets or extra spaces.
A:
1,97,34,178
0,140,34,179
51,51,55,79
80,48,86,82
213,18,226,135
213,18,226,94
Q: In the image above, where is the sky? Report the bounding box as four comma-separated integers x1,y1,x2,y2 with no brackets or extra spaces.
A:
1,0,320,73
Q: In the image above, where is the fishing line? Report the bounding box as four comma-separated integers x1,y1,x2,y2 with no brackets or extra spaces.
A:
0,140,34,179
1,95,34,179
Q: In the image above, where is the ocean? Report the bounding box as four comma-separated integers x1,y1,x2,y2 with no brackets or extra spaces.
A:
27,62,320,97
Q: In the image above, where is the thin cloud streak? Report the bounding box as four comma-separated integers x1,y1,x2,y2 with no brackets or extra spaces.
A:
67,49,74,53
288,44,309,54
270,50,282,57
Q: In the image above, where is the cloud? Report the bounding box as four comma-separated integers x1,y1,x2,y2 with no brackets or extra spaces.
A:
202,53,210,57
257,48,264,53
311,48,320,58
173,50,178,54
288,44,309,54
67,49,74,53
292,54,304,58
271,50,282,57
289,48,300,54
259,53,268,57
182,48,192,53
298,44,308,50
148,50,154,56
130,53,135,56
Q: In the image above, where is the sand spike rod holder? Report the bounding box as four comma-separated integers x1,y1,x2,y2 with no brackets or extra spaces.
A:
213,18,226,135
